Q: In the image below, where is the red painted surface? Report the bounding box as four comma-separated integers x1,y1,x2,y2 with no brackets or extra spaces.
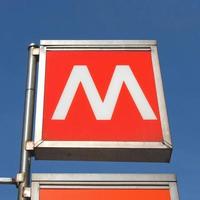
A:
42,51,163,141
40,189,171,200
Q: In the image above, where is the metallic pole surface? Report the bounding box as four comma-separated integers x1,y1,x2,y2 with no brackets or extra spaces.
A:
0,177,16,185
18,44,38,200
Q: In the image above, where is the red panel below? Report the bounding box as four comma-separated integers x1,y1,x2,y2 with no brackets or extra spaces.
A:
40,189,171,200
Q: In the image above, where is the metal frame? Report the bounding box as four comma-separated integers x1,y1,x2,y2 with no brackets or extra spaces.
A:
31,173,179,200
33,40,172,162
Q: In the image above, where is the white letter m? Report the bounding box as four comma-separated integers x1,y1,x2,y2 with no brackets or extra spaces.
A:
52,65,157,120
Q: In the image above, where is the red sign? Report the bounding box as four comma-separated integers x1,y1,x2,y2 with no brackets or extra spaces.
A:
40,189,171,200
43,50,162,141
34,41,171,161
32,173,179,200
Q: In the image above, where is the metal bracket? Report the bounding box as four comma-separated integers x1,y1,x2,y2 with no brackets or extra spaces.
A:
32,47,40,56
23,187,31,198
26,141,35,151
16,173,25,186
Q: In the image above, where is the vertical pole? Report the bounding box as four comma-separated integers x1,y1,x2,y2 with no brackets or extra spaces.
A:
18,43,38,200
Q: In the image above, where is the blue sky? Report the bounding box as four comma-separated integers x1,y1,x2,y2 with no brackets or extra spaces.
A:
0,0,200,199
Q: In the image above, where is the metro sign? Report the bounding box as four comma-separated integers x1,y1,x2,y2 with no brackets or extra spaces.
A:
34,40,172,162
31,174,179,200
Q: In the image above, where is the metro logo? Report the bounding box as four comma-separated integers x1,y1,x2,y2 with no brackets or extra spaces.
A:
41,50,163,142
52,65,157,120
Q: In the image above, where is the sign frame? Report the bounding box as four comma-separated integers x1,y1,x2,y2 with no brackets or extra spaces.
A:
31,173,179,200
33,40,172,162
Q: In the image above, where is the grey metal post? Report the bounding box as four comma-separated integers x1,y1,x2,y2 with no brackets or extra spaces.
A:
0,177,16,185
18,44,38,200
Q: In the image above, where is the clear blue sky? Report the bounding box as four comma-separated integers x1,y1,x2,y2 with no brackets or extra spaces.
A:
0,0,199,199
